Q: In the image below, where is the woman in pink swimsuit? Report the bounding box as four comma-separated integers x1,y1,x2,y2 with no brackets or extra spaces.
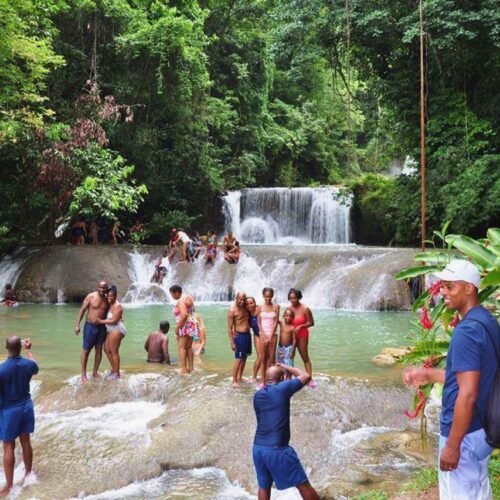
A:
257,287,280,386
288,288,316,387
169,284,198,374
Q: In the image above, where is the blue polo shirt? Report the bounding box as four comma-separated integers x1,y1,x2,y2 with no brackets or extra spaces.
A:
440,306,499,437
0,356,39,409
253,378,303,447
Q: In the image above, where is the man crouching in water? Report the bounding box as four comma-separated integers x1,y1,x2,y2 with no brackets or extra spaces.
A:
253,363,319,499
74,281,109,382
228,292,251,388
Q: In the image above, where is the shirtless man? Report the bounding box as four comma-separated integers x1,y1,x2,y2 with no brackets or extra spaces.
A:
228,292,251,388
74,281,109,382
144,321,171,364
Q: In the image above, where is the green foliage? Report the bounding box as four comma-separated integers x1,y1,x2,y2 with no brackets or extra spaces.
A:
397,224,500,422
145,210,198,243
400,467,438,494
0,0,65,142
0,0,498,244
69,145,147,221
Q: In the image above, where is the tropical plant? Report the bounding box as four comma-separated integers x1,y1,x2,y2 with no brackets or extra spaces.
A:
396,224,500,429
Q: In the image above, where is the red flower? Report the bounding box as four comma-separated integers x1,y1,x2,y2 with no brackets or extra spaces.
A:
423,355,437,368
427,280,443,298
420,307,433,330
405,389,426,419
449,314,460,328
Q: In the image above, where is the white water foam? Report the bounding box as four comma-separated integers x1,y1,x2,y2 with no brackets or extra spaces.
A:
38,401,165,442
78,467,254,499
0,249,30,298
222,187,352,244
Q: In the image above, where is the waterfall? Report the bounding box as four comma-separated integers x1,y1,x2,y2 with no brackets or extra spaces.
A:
221,187,352,244
123,246,413,310
0,247,35,299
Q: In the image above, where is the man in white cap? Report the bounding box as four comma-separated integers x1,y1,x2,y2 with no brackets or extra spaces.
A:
403,259,499,500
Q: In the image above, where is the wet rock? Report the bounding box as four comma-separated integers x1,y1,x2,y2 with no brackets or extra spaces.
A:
372,354,397,366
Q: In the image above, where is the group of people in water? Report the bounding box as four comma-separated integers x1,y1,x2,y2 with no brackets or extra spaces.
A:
74,280,314,389
151,229,241,283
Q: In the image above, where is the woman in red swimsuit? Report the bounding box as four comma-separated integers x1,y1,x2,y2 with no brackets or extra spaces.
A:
288,288,316,387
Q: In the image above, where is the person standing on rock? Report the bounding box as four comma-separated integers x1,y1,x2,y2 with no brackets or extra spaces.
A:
0,337,38,495
403,260,499,500
288,288,316,388
228,292,251,388
253,363,319,499
74,281,109,382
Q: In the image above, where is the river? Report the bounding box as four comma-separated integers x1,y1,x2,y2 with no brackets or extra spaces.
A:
0,303,434,499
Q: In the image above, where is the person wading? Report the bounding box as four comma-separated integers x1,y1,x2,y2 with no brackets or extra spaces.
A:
0,337,38,495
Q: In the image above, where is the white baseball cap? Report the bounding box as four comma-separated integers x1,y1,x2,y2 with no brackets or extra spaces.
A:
432,259,481,288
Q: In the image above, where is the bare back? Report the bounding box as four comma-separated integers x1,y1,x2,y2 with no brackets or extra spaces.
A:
145,332,167,363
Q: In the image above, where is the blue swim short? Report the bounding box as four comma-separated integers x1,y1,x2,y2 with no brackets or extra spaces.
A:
277,345,294,367
253,444,308,490
234,331,252,359
83,321,106,350
0,400,35,442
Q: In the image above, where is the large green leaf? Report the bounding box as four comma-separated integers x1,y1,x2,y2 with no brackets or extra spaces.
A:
481,269,500,288
478,285,499,303
487,228,500,247
396,265,442,280
412,290,430,312
445,235,497,270
414,251,451,265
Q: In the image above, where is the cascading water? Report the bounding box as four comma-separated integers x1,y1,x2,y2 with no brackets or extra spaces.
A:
0,247,36,299
222,187,352,244
123,246,414,310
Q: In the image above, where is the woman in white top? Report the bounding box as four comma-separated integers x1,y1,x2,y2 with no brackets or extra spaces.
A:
98,286,126,380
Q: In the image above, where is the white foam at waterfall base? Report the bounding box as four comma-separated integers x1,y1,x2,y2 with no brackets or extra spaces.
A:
37,401,165,441
222,187,352,244
123,251,170,304
0,249,29,298
79,467,254,499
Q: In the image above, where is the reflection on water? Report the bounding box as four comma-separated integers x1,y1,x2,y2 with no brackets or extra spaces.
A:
0,305,433,498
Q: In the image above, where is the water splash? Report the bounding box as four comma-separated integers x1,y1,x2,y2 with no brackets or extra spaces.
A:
123,247,413,309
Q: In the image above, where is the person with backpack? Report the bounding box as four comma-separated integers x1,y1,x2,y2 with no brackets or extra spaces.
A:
403,260,499,500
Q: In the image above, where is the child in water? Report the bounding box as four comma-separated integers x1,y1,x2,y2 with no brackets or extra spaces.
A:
277,308,296,378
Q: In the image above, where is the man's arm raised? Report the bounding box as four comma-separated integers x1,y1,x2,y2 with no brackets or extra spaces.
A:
277,362,311,386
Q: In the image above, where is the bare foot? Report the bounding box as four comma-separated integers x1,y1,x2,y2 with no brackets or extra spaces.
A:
232,381,240,388
81,375,89,383
0,487,11,496
308,379,317,388
92,372,102,379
